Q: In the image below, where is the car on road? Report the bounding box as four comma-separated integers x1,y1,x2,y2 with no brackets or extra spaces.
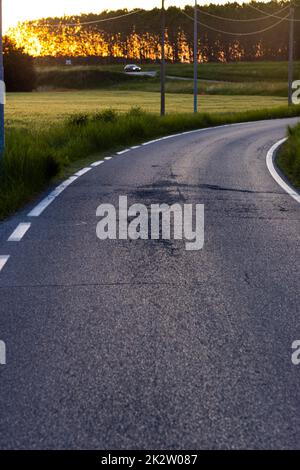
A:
124,64,142,72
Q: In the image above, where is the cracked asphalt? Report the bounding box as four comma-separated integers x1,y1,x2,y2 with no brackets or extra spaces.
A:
0,118,299,449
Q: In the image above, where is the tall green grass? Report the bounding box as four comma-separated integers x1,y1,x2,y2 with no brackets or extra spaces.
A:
277,124,300,190
1,105,300,219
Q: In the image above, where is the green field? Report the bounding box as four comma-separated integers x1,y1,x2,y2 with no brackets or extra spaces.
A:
113,79,288,97
6,90,287,128
36,61,300,83
166,61,300,82
34,61,300,97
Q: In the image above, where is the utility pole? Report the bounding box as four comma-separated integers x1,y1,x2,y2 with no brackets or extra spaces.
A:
160,0,166,116
0,0,4,155
194,0,198,113
288,3,294,106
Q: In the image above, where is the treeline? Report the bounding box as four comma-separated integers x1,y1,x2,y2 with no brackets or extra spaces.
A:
7,2,300,62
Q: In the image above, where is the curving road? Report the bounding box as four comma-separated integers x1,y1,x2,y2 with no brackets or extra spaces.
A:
0,118,300,449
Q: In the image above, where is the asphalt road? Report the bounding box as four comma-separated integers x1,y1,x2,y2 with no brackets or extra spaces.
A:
0,118,300,449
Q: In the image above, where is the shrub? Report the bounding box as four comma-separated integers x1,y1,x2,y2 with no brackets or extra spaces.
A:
67,113,89,126
3,37,37,92
92,109,118,123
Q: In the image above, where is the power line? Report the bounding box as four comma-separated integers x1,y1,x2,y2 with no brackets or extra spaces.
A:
42,10,143,28
181,10,290,36
248,3,291,16
248,3,300,21
195,4,290,23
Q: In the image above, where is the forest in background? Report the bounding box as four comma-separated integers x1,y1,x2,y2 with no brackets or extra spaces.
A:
7,2,300,63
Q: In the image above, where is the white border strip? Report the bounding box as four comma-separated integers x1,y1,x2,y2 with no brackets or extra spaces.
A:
90,161,103,167
28,175,78,217
266,138,300,205
0,255,10,272
74,167,91,177
8,223,31,242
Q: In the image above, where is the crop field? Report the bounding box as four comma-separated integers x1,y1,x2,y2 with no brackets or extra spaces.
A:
6,90,287,129
33,60,300,98
36,61,300,82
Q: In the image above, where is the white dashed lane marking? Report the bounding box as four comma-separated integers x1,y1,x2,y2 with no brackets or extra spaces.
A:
74,167,92,177
28,175,78,217
8,223,31,242
0,256,10,272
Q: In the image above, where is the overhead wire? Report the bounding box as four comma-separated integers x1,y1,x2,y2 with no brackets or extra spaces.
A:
40,9,143,28
247,3,300,21
181,9,290,36
196,4,290,22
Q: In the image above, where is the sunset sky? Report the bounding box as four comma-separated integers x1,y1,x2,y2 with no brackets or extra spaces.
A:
3,0,248,33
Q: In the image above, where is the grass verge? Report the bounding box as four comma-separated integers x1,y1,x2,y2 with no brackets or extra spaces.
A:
277,123,300,190
1,105,300,220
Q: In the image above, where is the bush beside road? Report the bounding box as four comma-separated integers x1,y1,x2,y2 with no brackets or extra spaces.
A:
277,124,300,190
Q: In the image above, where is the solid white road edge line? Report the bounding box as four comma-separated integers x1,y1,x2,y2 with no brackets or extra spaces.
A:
8,223,31,242
266,138,300,205
0,255,10,272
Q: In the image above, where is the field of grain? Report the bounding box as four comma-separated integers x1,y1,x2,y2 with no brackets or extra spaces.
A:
6,90,287,128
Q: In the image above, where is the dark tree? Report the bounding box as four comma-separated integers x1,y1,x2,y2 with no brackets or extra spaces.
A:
3,37,36,91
